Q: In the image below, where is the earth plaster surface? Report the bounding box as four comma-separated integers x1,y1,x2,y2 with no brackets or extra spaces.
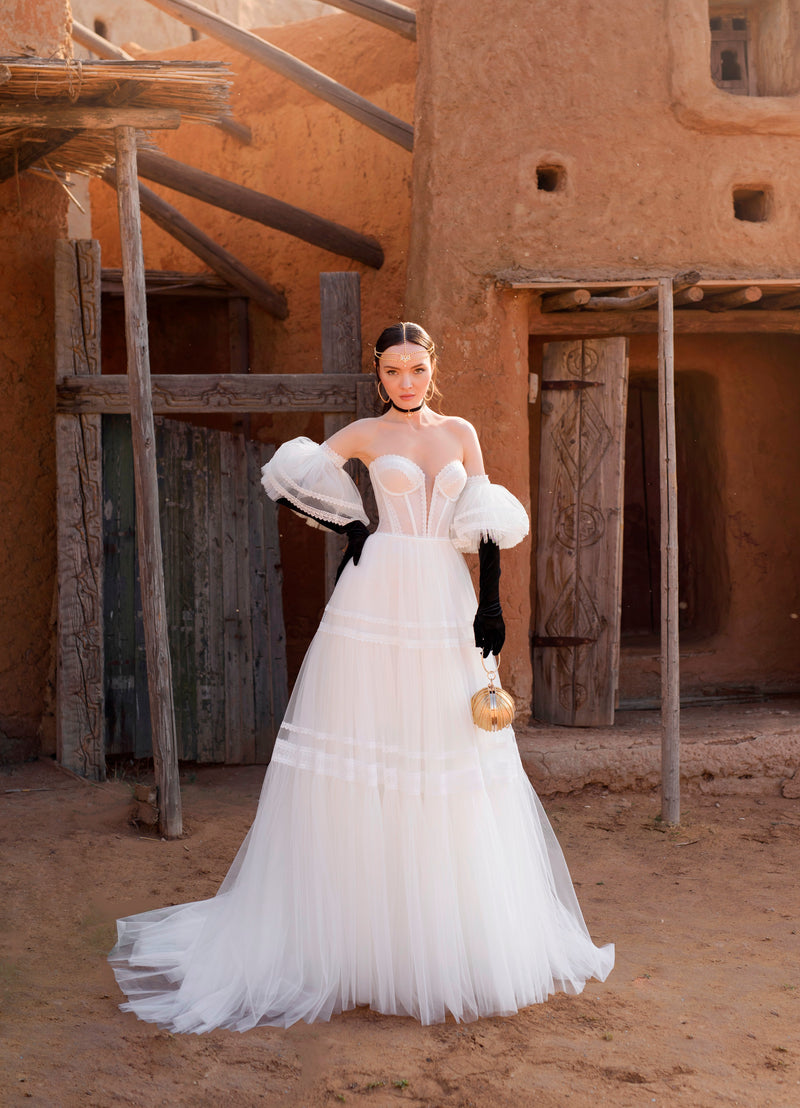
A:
1,752,799,1107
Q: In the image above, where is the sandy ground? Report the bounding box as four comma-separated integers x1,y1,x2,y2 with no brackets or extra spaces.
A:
1,758,798,1108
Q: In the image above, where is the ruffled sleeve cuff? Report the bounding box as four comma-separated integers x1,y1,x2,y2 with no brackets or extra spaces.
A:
261,436,368,527
450,474,529,552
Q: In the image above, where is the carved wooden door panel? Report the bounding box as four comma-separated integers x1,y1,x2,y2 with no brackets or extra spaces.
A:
533,338,629,726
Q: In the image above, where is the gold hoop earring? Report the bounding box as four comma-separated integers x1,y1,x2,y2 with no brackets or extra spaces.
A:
377,380,390,404
424,381,435,402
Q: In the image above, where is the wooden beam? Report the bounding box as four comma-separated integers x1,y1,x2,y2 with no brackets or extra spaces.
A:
103,168,288,318
2,107,181,129
530,309,800,335
540,288,590,312
760,289,800,310
136,149,384,269
583,270,700,311
673,286,704,306
317,0,417,40
101,268,234,295
658,277,680,825
321,273,362,598
56,372,367,413
70,20,252,145
704,285,762,311
114,126,183,839
141,0,414,150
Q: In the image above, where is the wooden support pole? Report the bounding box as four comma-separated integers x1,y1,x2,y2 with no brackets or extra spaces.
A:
103,168,288,318
55,239,105,782
141,0,414,150
658,277,680,825
114,126,183,839
320,273,362,599
705,285,763,311
136,149,384,269
540,288,590,312
70,20,252,145
317,0,417,39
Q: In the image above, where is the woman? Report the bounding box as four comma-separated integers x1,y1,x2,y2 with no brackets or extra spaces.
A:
109,322,613,1032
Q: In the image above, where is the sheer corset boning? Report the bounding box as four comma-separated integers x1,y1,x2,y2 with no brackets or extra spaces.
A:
370,455,467,538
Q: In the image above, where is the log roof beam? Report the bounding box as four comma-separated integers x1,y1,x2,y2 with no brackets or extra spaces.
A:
103,167,289,318
317,0,417,40
140,0,413,150
136,148,384,268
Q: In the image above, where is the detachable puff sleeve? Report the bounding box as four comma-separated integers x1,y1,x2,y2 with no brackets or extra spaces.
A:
261,436,368,528
450,474,529,553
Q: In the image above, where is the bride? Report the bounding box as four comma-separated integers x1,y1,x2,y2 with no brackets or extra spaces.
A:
109,322,613,1032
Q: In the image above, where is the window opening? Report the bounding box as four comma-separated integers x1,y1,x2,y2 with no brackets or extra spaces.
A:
733,187,769,221
536,164,565,192
710,12,752,94
94,19,108,38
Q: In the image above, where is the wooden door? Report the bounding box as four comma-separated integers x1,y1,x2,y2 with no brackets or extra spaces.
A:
104,415,288,763
533,338,629,725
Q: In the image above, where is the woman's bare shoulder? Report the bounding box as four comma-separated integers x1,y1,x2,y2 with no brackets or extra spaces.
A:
442,415,480,445
326,417,384,459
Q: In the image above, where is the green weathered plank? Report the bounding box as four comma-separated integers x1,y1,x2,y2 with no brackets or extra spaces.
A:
103,414,141,758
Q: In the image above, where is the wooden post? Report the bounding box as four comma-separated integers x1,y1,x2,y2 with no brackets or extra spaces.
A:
320,273,362,599
114,126,182,839
55,240,105,781
658,277,680,824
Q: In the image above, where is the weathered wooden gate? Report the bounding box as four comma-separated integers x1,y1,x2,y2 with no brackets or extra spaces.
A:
104,416,286,763
533,338,629,725
56,242,373,780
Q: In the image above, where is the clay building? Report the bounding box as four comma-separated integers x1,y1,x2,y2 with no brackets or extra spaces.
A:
2,0,799,771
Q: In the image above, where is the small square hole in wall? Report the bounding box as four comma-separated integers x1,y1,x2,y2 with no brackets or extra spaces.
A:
733,188,769,222
536,164,565,192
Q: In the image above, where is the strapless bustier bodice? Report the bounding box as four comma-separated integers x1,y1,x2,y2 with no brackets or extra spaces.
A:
369,455,468,538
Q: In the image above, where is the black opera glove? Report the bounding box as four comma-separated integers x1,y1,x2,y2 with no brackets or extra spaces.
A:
275,497,369,582
473,538,505,658
334,519,370,582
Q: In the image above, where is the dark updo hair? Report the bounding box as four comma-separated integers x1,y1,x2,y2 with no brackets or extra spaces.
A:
373,322,442,408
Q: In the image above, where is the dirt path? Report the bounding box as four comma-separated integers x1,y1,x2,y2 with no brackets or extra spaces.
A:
1,759,798,1107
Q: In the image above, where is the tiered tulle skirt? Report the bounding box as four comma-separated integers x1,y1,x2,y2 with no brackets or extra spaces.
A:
110,533,613,1031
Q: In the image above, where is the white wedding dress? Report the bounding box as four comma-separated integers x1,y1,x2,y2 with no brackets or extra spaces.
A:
109,438,613,1032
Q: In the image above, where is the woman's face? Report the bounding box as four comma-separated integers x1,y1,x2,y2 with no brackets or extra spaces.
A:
377,343,433,411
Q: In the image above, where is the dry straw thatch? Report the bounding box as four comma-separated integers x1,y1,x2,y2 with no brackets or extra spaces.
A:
0,57,232,179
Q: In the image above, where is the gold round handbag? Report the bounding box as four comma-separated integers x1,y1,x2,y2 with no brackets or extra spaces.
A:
471,656,516,732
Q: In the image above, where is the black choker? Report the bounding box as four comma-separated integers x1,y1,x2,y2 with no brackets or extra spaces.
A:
390,399,425,414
